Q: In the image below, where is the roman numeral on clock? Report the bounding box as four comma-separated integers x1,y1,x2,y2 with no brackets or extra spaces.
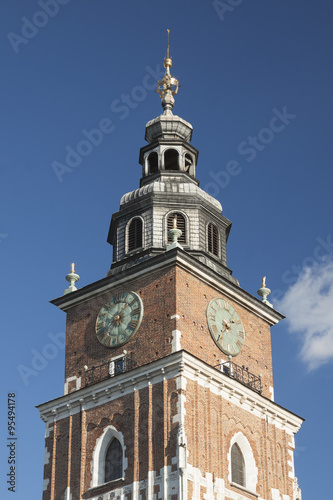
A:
128,319,138,330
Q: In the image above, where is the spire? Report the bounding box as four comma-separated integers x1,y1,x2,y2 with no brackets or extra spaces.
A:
156,29,180,115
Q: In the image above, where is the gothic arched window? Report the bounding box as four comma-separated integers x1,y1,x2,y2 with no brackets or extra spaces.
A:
105,438,123,482
167,212,186,244
208,223,219,256
231,443,246,487
128,218,143,252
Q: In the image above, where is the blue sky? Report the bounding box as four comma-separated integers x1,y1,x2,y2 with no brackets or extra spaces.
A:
1,0,333,498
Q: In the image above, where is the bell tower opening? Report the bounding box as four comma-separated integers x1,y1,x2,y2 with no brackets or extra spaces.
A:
148,151,158,174
164,148,179,170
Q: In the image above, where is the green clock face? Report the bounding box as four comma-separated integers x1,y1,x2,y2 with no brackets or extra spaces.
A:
207,298,245,356
95,291,143,348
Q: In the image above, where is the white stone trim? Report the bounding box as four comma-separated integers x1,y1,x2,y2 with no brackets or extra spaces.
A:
269,386,275,401
44,446,50,465
182,352,303,435
64,486,72,500
64,376,81,395
227,432,258,494
90,425,127,488
271,488,290,500
84,467,180,500
43,478,49,491
172,329,181,352
45,421,51,438
38,351,303,437
288,448,295,479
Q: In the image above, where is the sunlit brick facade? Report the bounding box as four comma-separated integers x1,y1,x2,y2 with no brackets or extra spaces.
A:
38,38,303,500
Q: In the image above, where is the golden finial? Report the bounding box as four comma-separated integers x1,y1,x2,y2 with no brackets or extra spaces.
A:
164,29,172,69
262,276,266,288
173,216,177,229
156,30,180,111
71,262,75,274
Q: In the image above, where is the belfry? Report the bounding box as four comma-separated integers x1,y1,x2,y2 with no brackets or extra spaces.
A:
38,31,303,500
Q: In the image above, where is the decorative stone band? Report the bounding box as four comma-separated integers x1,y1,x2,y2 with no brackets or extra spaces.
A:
37,350,303,436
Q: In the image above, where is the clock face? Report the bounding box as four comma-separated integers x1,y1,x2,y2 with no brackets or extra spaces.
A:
207,298,245,357
95,291,143,348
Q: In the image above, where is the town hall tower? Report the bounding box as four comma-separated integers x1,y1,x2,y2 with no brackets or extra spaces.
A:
38,32,303,500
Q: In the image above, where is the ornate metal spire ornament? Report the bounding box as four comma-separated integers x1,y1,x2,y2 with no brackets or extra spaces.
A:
257,276,273,308
63,262,80,295
166,214,183,251
156,29,180,115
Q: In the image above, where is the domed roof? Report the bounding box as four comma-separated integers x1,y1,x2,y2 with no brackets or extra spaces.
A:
145,114,193,143
120,179,222,212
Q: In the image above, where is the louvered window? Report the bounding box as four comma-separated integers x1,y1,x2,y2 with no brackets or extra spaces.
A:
128,218,143,252
231,443,245,487
167,213,186,244
208,223,218,256
105,438,122,482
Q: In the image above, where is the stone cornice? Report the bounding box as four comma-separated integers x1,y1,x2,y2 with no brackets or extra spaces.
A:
51,248,284,325
51,248,284,326
181,351,304,435
37,351,303,436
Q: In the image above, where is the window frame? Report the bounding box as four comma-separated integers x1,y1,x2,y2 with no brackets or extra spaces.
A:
166,211,187,246
207,222,219,257
231,442,245,486
91,426,127,488
228,432,258,495
126,216,144,254
105,438,123,483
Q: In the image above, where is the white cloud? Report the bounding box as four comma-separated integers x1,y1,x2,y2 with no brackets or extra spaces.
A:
276,260,333,370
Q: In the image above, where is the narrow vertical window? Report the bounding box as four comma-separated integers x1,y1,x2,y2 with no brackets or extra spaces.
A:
231,443,245,487
208,223,218,256
128,218,143,252
164,149,179,170
148,152,158,174
185,153,193,173
105,438,122,482
167,212,186,244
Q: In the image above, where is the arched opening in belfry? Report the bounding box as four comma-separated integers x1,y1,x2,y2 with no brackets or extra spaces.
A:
148,152,158,174
185,153,193,173
164,149,179,170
